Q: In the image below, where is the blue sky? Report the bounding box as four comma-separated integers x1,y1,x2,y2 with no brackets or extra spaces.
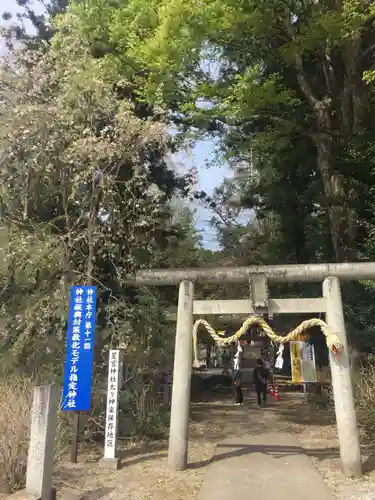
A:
1,0,233,249
2,0,16,13
173,140,232,249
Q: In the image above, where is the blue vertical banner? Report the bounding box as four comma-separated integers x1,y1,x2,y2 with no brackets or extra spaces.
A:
62,286,97,411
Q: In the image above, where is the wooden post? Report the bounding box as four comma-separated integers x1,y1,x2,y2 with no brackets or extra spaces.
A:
70,415,79,463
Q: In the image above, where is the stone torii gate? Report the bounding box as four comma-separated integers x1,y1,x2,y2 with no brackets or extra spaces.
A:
130,262,375,478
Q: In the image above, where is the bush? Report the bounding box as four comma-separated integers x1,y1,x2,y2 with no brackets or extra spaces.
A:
81,373,170,446
0,377,69,493
118,375,170,440
0,376,32,493
356,360,375,441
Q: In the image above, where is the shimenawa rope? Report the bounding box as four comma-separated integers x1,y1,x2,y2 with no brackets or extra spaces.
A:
192,316,343,368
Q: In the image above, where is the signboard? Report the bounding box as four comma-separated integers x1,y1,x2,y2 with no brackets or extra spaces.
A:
62,286,97,411
104,350,122,459
290,341,317,383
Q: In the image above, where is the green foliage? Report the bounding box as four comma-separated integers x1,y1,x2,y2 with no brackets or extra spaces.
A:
2,0,375,387
79,0,375,350
356,359,375,442
0,6,202,379
96,0,375,263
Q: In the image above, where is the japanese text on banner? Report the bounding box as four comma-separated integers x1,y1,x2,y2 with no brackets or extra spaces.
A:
62,286,97,412
290,340,317,384
104,350,120,456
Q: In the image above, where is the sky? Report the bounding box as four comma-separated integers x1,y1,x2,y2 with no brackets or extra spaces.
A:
2,0,16,13
173,140,232,249
1,0,233,249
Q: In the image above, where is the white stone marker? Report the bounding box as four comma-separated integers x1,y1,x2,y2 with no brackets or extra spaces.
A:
26,385,59,500
99,349,123,469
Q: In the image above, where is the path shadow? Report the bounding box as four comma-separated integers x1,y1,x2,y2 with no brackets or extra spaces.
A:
190,404,274,441
190,400,278,419
191,391,233,404
118,440,167,459
117,441,167,469
188,442,340,470
191,402,230,418
83,487,114,500
119,450,167,469
55,485,114,499
361,447,375,473
277,404,335,427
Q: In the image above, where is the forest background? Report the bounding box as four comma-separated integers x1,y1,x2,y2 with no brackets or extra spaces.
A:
2,0,375,492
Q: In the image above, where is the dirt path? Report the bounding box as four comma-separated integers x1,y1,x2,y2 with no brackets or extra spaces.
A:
55,390,375,500
283,398,375,500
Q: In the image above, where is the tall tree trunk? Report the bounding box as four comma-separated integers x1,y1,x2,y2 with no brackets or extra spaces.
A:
296,56,355,262
315,100,355,262
315,134,345,261
338,39,367,257
61,165,74,295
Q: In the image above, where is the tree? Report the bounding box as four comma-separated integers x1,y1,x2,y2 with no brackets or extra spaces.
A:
81,0,375,350
0,11,197,376
79,0,375,263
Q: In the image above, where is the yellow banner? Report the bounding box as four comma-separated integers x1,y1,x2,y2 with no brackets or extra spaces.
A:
290,341,303,383
290,341,317,383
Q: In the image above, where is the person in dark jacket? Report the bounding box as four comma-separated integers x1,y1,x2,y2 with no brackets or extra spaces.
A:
232,368,243,405
253,358,269,407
